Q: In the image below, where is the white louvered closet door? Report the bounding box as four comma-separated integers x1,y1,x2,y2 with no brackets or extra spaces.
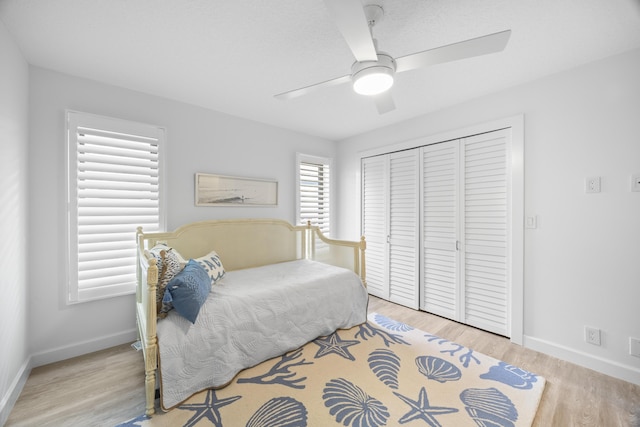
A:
388,150,420,309
362,151,420,308
421,141,460,319
362,156,389,299
420,129,511,336
461,130,510,336
364,128,511,335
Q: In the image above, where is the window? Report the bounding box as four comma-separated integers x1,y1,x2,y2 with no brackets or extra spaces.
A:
66,111,165,303
296,154,332,236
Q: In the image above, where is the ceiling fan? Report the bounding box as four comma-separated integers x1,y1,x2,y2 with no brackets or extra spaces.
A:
274,0,511,114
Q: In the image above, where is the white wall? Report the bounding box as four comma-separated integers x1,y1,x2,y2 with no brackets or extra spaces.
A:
336,48,640,384
0,19,29,425
28,67,336,365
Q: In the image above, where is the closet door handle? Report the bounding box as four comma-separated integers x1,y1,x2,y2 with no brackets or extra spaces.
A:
387,235,390,243
456,240,460,251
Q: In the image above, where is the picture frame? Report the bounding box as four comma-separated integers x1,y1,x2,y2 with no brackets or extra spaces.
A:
195,173,278,206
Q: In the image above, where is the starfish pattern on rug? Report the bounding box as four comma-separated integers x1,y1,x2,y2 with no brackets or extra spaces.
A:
393,387,458,426
313,332,360,360
178,389,241,427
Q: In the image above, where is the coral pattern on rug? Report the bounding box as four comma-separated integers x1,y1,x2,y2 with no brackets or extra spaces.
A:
117,313,545,427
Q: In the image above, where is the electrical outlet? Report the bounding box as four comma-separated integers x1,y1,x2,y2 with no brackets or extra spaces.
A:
632,174,640,192
630,338,640,357
585,176,601,193
585,326,601,346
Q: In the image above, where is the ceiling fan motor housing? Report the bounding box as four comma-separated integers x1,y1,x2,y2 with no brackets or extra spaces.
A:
351,53,396,96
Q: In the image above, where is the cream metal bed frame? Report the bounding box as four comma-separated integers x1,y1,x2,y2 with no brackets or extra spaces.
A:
135,218,366,415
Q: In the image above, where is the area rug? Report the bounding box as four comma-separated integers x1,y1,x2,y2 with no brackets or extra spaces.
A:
118,312,545,427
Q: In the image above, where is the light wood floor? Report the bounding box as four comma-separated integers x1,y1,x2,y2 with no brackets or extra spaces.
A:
7,296,640,426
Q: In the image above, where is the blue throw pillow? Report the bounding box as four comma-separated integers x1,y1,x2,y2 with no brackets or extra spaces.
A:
163,259,210,324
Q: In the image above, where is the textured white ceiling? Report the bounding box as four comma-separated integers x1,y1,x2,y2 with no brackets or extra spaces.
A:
2,0,640,140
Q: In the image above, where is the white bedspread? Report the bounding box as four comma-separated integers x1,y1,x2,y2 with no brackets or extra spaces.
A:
156,259,368,409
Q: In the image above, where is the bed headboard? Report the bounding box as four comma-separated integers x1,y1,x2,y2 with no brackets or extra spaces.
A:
138,218,306,272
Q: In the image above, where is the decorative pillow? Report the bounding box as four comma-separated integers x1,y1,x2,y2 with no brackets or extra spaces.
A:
194,250,226,285
147,243,185,318
162,259,211,324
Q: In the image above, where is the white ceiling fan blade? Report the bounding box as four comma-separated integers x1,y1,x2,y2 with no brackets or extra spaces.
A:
275,75,351,100
395,30,512,73
373,91,395,114
323,0,378,62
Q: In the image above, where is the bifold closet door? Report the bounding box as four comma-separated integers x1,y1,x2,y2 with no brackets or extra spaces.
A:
387,150,420,309
361,155,388,300
361,150,420,309
421,129,510,337
421,141,460,320
461,130,510,336
364,129,510,332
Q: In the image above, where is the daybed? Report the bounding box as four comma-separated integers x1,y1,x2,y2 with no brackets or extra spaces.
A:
135,218,368,414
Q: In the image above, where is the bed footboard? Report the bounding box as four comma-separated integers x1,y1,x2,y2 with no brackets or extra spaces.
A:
135,219,366,415
306,224,367,288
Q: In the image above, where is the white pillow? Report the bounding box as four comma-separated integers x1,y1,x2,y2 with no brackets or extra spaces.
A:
194,250,226,285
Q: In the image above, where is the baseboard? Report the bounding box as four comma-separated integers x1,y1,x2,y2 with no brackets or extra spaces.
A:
0,356,32,426
30,328,138,368
524,335,640,386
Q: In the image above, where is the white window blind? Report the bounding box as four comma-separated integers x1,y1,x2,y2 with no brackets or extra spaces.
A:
297,154,331,236
67,111,165,303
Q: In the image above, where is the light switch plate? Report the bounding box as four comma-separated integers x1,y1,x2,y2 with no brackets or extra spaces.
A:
525,216,537,229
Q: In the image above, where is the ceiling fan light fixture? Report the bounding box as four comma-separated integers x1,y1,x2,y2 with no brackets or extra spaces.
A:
353,67,394,95
351,54,396,96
